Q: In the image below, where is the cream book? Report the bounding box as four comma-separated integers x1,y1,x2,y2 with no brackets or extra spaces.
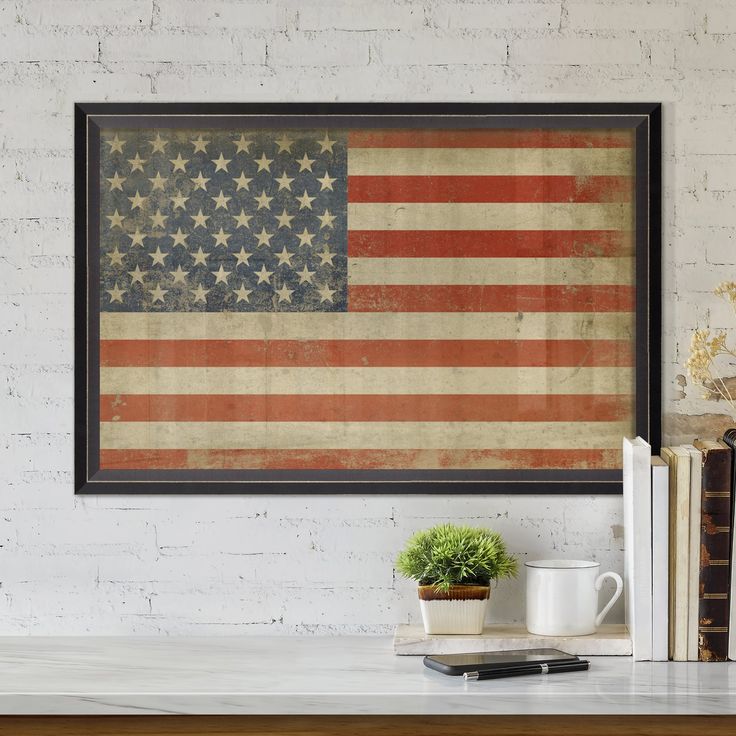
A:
651,456,669,662
681,444,702,661
661,446,691,661
623,437,652,661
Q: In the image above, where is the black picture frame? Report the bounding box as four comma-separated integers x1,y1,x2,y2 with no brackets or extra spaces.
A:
75,102,661,495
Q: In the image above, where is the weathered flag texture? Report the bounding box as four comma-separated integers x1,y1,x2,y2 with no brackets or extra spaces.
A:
98,127,636,472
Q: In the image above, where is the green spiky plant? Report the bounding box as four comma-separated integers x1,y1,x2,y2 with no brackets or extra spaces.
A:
396,523,518,592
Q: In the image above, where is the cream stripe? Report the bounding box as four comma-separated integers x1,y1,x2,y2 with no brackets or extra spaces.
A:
348,148,633,176
347,257,633,286
100,420,632,451
100,312,634,341
348,202,632,231
100,366,634,396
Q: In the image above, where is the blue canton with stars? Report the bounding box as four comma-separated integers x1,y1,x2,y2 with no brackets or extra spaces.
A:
99,128,347,312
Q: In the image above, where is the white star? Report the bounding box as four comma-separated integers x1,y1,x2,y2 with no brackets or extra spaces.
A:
275,246,294,267
149,133,168,154
234,283,252,302
233,134,253,154
275,172,294,191
170,190,189,209
233,209,252,228
234,247,252,267
106,209,125,229
127,152,147,172
297,265,315,284
106,282,126,302
190,172,210,190
275,134,294,153
255,228,273,247
150,209,167,229
148,171,167,190
317,209,337,229
106,134,126,154
317,248,336,267
149,246,167,266
127,190,146,210
296,190,316,209
275,282,294,304
169,265,189,284
106,171,126,191
211,190,231,210
254,190,273,210
317,283,337,303
275,209,295,229
191,247,208,266
107,246,125,266
297,152,315,172
127,228,145,247
255,152,273,172
190,283,209,303
213,228,231,247
317,133,336,154
191,209,210,229
169,153,189,172
317,171,336,191
233,172,252,191
149,283,169,303
191,135,210,153
296,228,315,247
128,265,146,284
170,228,188,247
212,152,232,172
213,265,231,285
255,264,273,284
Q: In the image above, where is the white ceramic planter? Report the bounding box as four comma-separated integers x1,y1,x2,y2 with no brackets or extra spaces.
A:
418,585,490,635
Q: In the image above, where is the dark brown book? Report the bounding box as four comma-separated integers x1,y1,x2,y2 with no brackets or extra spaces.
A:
694,439,733,661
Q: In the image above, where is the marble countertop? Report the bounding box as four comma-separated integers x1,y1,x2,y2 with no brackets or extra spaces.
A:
0,636,735,715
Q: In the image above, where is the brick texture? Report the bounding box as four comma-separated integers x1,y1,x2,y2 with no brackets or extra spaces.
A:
1,0,733,634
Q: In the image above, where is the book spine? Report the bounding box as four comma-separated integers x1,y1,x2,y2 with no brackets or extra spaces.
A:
698,446,733,662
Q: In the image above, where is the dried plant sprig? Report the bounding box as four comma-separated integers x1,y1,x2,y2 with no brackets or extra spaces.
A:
686,283,736,409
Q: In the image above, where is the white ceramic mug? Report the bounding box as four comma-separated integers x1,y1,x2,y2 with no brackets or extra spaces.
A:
525,559,623,637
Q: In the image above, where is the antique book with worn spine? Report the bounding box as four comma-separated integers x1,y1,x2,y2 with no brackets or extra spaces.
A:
693,439,733,662
721,429,736,661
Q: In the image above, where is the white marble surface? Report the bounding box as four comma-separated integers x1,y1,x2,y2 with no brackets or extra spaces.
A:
394,624,632,656
0,636,734,715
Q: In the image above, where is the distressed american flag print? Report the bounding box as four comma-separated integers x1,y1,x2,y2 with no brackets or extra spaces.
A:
98,127,636,473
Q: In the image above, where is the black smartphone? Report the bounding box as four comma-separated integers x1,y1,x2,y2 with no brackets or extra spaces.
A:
423,648,580,676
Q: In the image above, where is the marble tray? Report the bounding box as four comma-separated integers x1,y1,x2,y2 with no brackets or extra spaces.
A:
393,623,632,656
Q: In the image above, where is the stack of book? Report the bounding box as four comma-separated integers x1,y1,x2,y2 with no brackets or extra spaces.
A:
624,432,736,661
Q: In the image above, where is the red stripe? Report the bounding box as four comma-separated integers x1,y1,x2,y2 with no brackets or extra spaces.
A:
100,339,633,368
100,394,632,423
99,448,622,470
348,176,632,203
347,230,633,258
347,130,634,149
348,285,634,313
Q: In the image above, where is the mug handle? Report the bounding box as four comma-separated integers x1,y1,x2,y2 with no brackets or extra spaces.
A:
594,571,623,628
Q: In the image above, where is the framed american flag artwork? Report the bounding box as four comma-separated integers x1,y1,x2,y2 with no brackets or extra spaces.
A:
74,103,660,494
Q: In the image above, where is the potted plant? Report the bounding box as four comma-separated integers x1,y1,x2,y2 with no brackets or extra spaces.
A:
396,523,518,635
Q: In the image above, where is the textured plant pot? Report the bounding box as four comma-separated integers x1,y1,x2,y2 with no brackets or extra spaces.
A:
417,584,491,635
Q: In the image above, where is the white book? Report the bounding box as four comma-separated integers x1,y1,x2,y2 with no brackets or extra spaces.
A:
681,444,702,661
661,446,692,661
651,455,670,661
623,436,653,661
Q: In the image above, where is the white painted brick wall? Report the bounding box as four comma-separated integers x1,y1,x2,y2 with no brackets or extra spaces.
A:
0,0,732,635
